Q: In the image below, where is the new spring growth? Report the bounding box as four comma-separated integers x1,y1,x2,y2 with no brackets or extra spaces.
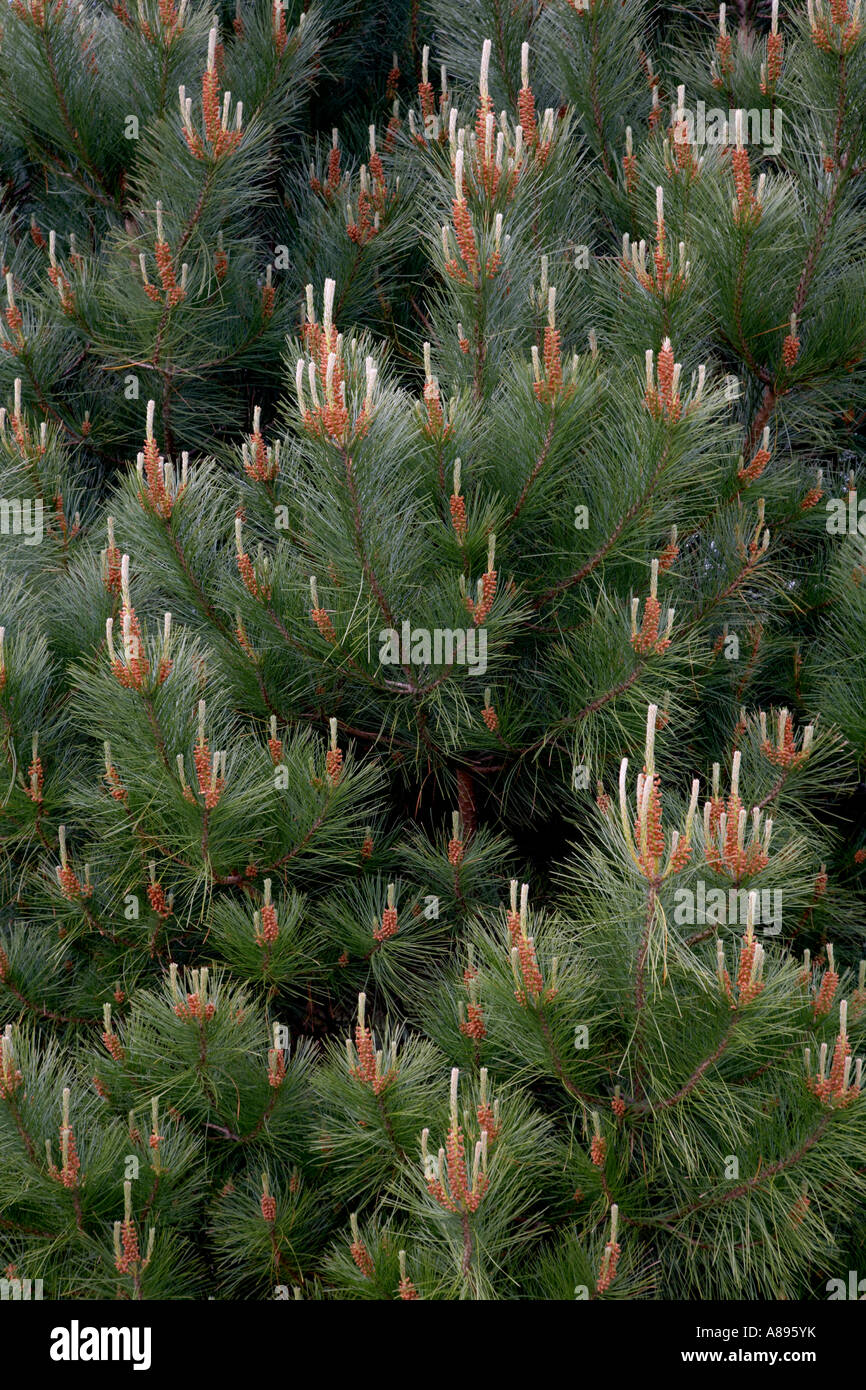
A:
484,110,494,165
447,105,459,156
397,1249,419,1300
176,752,192,801
757,0,785,91
505,878,522,942
26,730,43,803
295,357,306,415
266,714,283,767
101,515,121,592
619,121,639,193
590,1109,606,1166
235,515,264,600
449,456,467,539
244,406,279,481
348,991,397,1094
630,186,683,298
120,551,131,615
172,965,214,1022
296,279,368,441
0,1025,22,1101
627,234,646,281
740,426,772,485
267,1020,288,1087
807,0,861,53
348,1211,374,1275
812,942,839,1018
423,1068,489,1215
146,860,171,920
690,363,706,406
758,706,814,769
730,109,763,224
39,226,71,309
309,575,336,643
137,400,184,518
160,611,172,673
325,716,343,785
188,699,225,808
712,7,735,88
739,496,771,558
446,148,479,279
150,1095,163,1157
454,148,464,202
493,210,503,255
106,555,151,690
114,1179,156,1274
252,879,279,948
476,1066,500,1140
446,809,465,868
618,706,697,881
373,882,398,943
597,1204,622,1293
101,1000,126,1062
643,340,684,422
513,122,524,166
464,534,497,625
183,27,244,158
780,312,801,370
531,284,565,402
4,270,23,344
631,558,675,655
56,823,86,898
479,38,492,105
508,880,556,1006
480,685,498,732
716,892,765,1005
418,343,449,437
363,356,377,415
702,748,773,881
460,950,486,1041
46,1085,82,1189
806,995,862,1106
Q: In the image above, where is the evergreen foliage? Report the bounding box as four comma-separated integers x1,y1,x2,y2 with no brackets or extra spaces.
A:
1,0,865,1301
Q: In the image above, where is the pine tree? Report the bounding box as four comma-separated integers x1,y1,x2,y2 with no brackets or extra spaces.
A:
2,0,866,1302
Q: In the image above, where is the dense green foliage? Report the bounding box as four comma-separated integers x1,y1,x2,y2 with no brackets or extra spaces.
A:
1,0,865,1301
